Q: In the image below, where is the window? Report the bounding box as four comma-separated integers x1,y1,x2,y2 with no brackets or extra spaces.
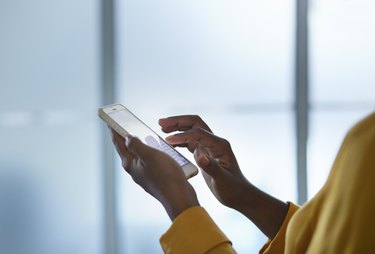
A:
0,1,102,253
308,0,375,197
115,0,295,252
2,0,374,253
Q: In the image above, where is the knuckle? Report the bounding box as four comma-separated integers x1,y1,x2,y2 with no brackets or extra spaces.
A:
220,138,231,148
192,114,201,120
192,115,211,132
126,136,138,148
192,115,203,123
121,160,128,169
127,136,134,144
121,159,133,173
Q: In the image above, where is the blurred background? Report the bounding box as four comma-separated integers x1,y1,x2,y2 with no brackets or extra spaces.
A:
0,0,374,253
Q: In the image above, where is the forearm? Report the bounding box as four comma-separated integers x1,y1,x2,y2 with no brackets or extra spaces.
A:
234,182,289,239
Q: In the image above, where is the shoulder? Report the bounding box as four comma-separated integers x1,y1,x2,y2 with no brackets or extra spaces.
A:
345,112,375,146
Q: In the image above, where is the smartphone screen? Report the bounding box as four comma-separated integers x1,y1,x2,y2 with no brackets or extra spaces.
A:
108,109,190,167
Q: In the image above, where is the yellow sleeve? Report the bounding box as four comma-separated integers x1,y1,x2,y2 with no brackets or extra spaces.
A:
160,206,236,254
259,202,300,254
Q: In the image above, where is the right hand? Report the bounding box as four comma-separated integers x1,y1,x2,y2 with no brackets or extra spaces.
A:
159,115,252,209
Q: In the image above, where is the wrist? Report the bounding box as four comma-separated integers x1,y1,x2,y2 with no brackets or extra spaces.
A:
223,178,255,211
234,183,289,239
161,183,200,221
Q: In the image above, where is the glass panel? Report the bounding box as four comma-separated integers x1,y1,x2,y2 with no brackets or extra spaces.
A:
307,109,374,198
0,122,102,254
116,0,295,252
0,0,99,111
310,0,375,104
116,0,294,106
0,1,102,253
309,0,375,198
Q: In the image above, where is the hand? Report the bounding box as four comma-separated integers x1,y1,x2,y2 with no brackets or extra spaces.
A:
159,116,289,239
158,115,251,209
110,129,199,220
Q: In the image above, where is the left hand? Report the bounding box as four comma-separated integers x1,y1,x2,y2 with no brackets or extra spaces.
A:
110,129,199,220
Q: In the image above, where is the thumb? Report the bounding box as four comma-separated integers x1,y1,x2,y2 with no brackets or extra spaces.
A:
125,135,154,158
196,153,224,178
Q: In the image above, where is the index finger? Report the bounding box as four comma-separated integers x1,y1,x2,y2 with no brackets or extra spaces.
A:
158,115,212,133
166,128,228,158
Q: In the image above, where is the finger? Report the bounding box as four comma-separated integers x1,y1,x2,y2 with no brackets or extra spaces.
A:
125,135,157,160
194,146,213,188
110,129,129,159
110,129,135,171
194,147,224,178
193,145,210,166
165,128,229,158
158,115,212,133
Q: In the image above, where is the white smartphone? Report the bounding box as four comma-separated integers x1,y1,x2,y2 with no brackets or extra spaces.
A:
98,103,198,178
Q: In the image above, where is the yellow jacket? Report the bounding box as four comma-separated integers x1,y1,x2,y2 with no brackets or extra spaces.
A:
160,112,375,253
